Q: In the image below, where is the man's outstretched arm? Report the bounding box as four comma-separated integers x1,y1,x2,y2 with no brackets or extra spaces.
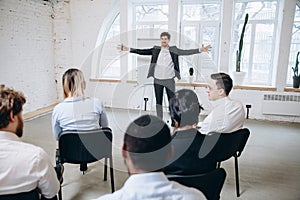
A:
117,43,153,55
174,44,211,55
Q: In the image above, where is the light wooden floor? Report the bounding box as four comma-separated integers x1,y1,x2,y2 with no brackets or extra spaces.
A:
22,108,300,200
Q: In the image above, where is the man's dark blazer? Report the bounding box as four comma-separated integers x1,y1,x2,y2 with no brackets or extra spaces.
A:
164,129,217,175
130,46,200,80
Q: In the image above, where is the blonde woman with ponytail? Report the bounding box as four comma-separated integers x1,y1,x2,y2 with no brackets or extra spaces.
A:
51,68,108,140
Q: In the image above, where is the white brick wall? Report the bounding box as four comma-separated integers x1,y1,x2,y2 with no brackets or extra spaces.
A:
53,0,73,100
0,0,57,113
0,0,114,112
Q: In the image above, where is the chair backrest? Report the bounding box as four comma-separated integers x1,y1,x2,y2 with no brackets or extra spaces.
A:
58,128,113,164
236,128,250,157
205,128,250,162
0,189,39,200
167,168,227,200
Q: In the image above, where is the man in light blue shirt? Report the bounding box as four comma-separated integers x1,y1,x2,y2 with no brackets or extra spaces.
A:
93,115,206,200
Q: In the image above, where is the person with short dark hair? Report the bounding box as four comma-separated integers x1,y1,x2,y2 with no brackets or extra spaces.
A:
93,114,206,200
199,72,245,135
164,89,216,175
0,85,60,198
119,32,211,119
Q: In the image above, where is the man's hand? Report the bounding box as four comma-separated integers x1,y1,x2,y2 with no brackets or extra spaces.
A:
117,43,129,51
200,44,211,53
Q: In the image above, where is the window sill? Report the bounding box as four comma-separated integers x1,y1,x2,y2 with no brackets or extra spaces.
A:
284,87,300,92
89,78,121,83
89,79,300,93
126,80,137,84
176,82,207,87
177,82,276,91
233,85,276,91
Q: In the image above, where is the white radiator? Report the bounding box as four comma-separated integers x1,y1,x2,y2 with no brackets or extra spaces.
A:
262,94,300,116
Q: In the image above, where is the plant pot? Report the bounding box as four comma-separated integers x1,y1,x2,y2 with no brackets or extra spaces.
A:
293,76,300,88
232,71,246,86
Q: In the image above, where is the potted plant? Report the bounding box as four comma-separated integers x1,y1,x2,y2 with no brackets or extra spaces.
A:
188,67,194,83
233,13,249,85
292,51,300,88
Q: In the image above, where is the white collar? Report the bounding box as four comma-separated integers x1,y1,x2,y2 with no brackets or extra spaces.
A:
64,97,87,102
0,131,20,141
210,96,230,107
123,172,168,187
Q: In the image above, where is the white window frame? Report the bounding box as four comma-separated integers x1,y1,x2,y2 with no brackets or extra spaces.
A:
130,1,169,81
179,0,221,82
231,0,279,86
287,2,300,86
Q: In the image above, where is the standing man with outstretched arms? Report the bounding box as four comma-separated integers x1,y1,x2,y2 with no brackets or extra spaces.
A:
119,32,211,119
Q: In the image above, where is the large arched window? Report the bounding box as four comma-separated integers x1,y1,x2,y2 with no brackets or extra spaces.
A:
94,0,220,82
94,0,296,90
91,0,120,79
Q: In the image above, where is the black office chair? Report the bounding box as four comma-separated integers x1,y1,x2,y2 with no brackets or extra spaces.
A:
167,168,227,200
55,128,115,200
202,128,250,197
0,189,57,200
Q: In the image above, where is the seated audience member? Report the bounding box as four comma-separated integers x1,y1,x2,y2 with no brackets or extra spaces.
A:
93,115,206,200
0,85,60,199
164,89,216,175
200,72,245,135
52,68,108,140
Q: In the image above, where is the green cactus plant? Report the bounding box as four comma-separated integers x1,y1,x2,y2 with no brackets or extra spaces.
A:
292,51,299,77
292,51,300,88
236,13,249,72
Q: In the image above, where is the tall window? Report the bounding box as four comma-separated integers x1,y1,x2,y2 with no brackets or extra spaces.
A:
231,0,278,86
180,1,220,82
96,0,298,90
287,3,300,86
130,2,169,81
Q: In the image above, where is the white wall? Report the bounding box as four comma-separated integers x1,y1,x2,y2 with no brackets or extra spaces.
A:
70,0,114,66
0,0,57,113
52,0,73,100
55,0,120,111
0,0,114,111
53,0,115,99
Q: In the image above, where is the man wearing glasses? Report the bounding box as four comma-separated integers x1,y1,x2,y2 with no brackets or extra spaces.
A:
199,73,245,135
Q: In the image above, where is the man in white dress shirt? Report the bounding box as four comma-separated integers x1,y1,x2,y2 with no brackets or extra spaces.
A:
200,73,245,135
93,114,206,200
0,85,60,199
